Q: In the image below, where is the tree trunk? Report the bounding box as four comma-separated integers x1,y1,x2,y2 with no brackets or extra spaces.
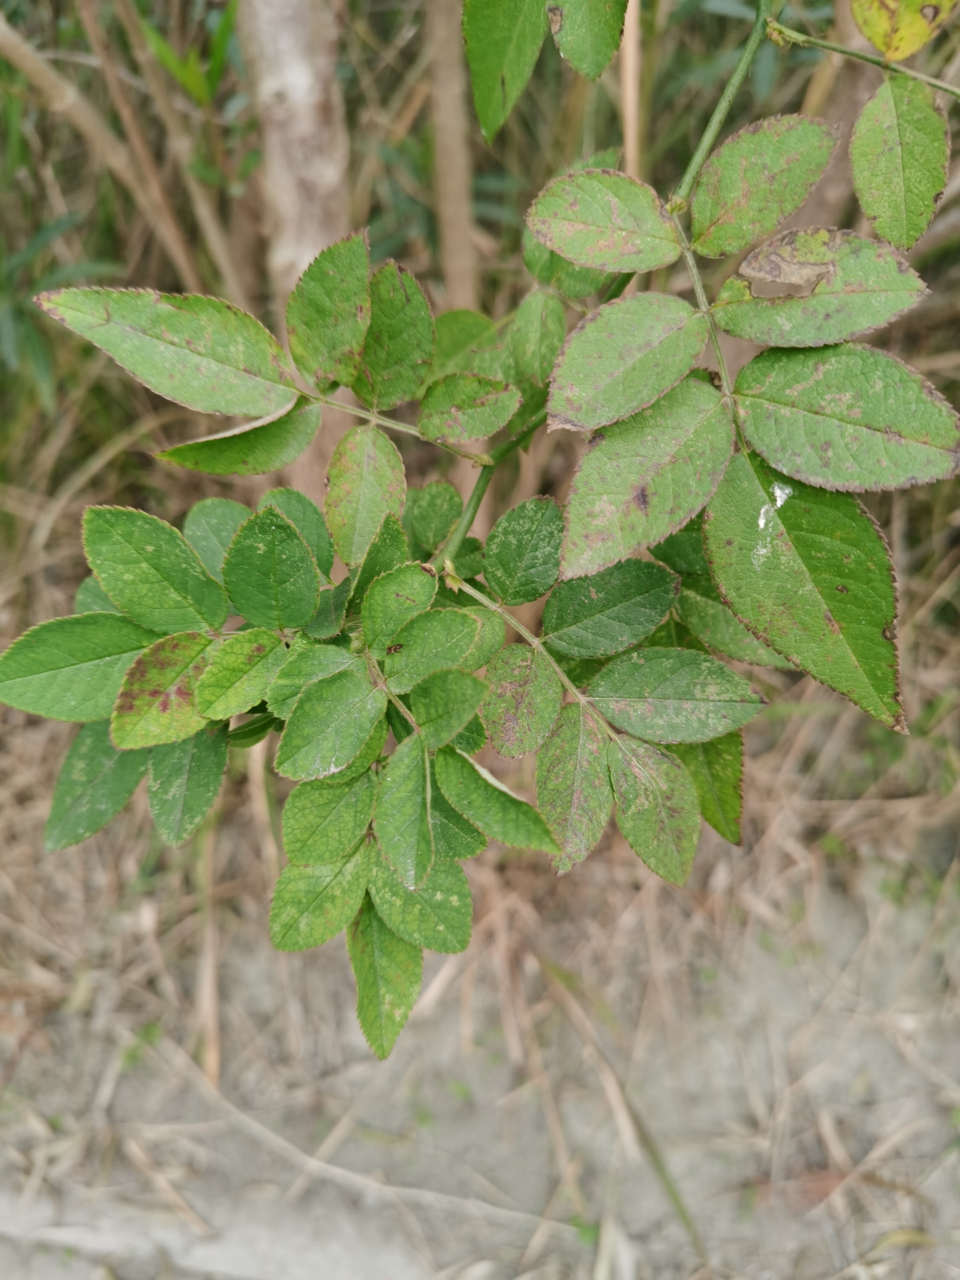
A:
239,0,352,504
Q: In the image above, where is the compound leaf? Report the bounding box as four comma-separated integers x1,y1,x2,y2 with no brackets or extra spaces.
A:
259,488,333,576
384,609,480,694
419,374,521,444
325,426,406,566
148,722,228,845
158,402,320,476
223,508,320,630
561,378,734,576
195,629,289,720
712,229,926,347
527,170,679,272
182,498,250,583
609,736,700,885
0,613,158,722
480,645,562,758
703,452,904,729
434,746,561,855
369,853,472,953
83,506,228,634
45,721,149,851
736,345,960,491
373,733,435,888
348,894,422,1060
691,115,839,258
463,0,547,142
850,75,949,249
282,771,377,865
484,496,562,604
588,646,763,742
409,669,487,750
286,233,371,388
536,703,613,872
550,0,629,80
361,563,438,658
665,731,743,846
275,668,387,780
36,288,296,417
270,840,372,951
550,293,709,430
353,262,434,410
112,631,214,749
543,560,678,657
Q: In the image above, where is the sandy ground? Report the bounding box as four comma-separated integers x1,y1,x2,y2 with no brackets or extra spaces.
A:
1,678,960,1280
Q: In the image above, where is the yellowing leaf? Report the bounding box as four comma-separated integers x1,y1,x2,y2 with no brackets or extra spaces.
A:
852,0,954,61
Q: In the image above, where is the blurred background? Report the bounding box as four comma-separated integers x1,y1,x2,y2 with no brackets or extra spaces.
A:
1,1,960,1276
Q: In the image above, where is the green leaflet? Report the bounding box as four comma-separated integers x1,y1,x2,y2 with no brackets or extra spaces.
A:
712,229,926,347
536,704,613,873
348,894,422,1060
588,646,763,743
182,498,250,584
544,645,607,689
480,645,562,758
484,496,562,604
226,713,283,748
643,617,709,651
325,426,406,566
561,378,734,577
430,760,486,857
550,0,628,80
83,507,228,634
434,746,561,855
527,170,679,273
195,629,289,720
305,578,352,640
353,262,434,410
266,643,362,720
45,721,149,852
735,345,960,492
549,293,709,430
112,632,215,749
665,731,743,846
384,609,480,694
349,514,410,607
148,723,228,845
409,669,487,750
286,233,371,388
427,310,509,383
609,737,700,885
361,563,438,658
463,607,507,669
270,840,372,952
419,375,522,444
282,772,377,865
510,291,567,386
523,226,612,301
463,0,547,142
0,614,158,722
332,717,389,785
676,576,794,669
653,516,709,576
158,402,320,476
373,733,435,888
403,481,462,555
275,668,387,780
703,452,904,729
369,853,472,953
74,576,120,614
691,115,838,258
36,288,296,417
223,509,320,630
450,715,487,756
542,560,678,657
850,74,948,250
259,488,334,577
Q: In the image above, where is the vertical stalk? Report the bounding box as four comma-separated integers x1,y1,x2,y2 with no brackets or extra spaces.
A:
621,0,641,178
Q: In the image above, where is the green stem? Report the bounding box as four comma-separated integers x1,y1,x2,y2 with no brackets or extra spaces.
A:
767,20,960,102
313,394,494,465
671,0,773,206
433,410,548,568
